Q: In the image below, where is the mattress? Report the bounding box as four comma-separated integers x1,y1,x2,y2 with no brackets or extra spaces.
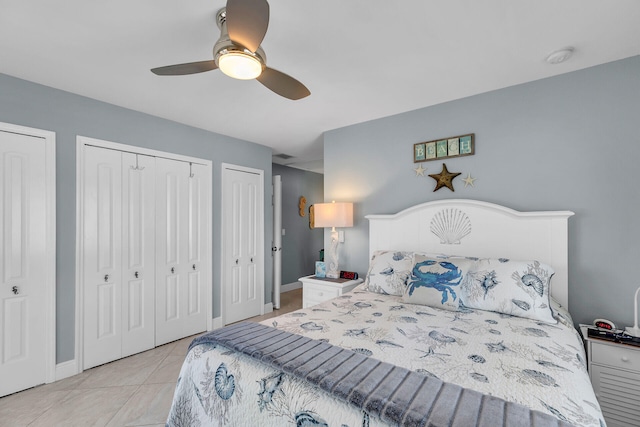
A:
166,286,604,426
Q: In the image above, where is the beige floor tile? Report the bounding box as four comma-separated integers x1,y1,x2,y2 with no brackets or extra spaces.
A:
168,333,203,358
133,341,177,359
38,370,93,392
76,352,166,389
0,386,71,427
29,386,138,427
144,356,185,385
105,382,175,427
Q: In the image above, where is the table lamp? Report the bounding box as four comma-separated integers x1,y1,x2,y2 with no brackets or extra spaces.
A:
626,286,640,337
313,201,353,278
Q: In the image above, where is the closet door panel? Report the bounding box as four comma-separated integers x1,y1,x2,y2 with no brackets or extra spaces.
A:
223,168,262,324
0,130,48,396
155,158,186,345
121,153,155,357
183,163,207,332
156,159,206,344
245,178,259,308
83,146,123,369
230,181,242,306
165,276,179,320
187,273,200,315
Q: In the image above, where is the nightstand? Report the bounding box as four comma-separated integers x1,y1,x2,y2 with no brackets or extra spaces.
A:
299,275,363,308
583,331,640,427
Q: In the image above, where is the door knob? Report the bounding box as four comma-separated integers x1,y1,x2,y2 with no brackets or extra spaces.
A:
192,264,196,271
235,259,239,265
251,257,254,263
11,286,18,295
104,274,109,282
171,267,175,274
134,271,139,278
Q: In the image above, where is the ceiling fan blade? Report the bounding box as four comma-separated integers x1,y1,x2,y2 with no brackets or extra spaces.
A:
257,67,310,100
225,0,269,52
151,60,218,76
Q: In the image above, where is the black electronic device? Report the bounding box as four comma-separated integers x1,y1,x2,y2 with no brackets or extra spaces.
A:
339,271,358,280
587,327,640,347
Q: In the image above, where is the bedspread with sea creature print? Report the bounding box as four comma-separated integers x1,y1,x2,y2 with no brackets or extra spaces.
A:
166,285,605,427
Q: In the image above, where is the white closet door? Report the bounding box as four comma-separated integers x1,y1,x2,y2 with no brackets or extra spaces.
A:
0,131,48,397
223,167,263,324
156,159,207,345
121,153,156,357
183,163,207,335
83,146,123,369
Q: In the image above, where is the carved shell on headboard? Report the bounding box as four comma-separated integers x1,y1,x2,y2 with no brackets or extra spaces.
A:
430,208,471,244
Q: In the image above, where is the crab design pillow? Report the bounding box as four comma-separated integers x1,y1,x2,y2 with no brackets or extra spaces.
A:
461,258,557,323
402,254,475,311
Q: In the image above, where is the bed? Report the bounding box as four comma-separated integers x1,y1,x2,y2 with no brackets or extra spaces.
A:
166,200,605,427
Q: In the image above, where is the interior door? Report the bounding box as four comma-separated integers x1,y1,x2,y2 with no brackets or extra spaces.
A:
184,163,208,335
0,130,48,397
156,159,207,345
223,167,263,324
121,153,156,357
83,146,123,369
272,175,282,309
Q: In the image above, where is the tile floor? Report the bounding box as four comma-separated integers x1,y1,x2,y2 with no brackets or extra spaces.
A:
0,288,302,427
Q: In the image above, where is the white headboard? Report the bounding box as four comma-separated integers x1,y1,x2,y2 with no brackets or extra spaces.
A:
365,199,574,307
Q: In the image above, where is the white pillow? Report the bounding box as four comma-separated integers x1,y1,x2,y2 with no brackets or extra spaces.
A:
402,254,475,311
363,250,413,295
461,258,557,324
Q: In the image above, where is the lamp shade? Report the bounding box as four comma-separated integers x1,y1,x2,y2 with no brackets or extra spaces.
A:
313,202,353,228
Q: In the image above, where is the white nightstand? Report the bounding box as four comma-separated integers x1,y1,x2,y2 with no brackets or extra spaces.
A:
583,331,640,427
299,275,363,308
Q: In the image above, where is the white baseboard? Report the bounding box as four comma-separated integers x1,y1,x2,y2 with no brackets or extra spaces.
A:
55,359,80,382
281,281,301,292
264,302,273,314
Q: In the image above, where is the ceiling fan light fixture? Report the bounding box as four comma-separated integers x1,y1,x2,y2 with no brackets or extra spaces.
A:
218,51,263,80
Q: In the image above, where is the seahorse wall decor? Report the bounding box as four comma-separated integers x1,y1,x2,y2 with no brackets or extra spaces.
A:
309,205,315,229
299,196,306,216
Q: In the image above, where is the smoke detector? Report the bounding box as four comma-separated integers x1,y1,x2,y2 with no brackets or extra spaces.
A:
546,47,575,64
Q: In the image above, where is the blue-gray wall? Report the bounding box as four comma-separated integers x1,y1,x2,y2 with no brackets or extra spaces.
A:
324,55,640,329
0,73,273,363
272,164,324,285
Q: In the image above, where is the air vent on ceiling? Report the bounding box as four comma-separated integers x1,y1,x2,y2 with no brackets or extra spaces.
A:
273,153,294,160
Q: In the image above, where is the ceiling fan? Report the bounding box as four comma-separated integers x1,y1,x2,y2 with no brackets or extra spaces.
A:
151,0,310,100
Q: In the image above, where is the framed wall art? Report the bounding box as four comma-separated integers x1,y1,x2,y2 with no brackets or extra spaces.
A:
413,133,474,162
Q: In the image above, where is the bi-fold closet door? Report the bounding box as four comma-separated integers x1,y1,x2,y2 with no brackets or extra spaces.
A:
83,145,208,370
155,158,208,346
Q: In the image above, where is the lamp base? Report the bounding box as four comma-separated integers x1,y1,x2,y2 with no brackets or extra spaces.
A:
625,326,640,337
326,229,340,279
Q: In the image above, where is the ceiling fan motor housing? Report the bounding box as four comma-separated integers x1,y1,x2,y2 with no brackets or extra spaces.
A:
213,7,266,78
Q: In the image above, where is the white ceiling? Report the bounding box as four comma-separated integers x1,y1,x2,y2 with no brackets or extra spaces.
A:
2,1,639,173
